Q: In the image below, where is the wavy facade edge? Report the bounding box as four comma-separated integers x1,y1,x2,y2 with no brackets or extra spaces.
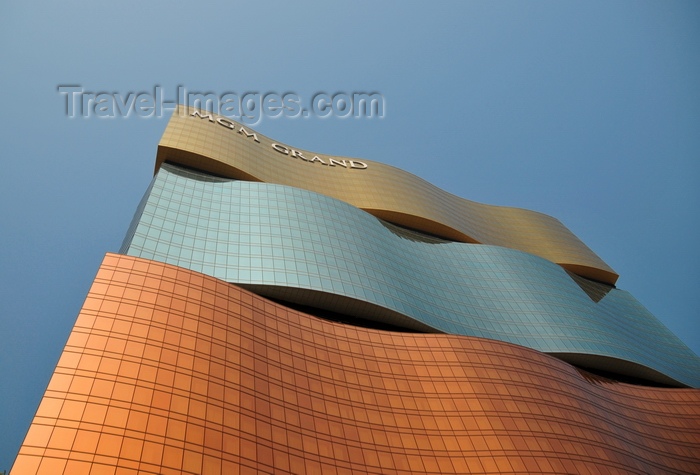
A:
156,106,618,284
121,164,700,388
12,255,700,475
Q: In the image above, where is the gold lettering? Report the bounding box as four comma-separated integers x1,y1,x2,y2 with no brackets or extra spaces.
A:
271,143,289,154
238,127,260,143
349,160,368,169
290,150,310,161
216,117,236,129
190,110,214,122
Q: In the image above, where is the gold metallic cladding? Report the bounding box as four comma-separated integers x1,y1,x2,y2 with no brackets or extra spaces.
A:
156,106,618,284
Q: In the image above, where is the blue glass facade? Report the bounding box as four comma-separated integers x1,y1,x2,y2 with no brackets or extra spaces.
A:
121,164,700,388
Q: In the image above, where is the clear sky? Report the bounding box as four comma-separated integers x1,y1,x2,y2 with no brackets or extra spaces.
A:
1,0,699,468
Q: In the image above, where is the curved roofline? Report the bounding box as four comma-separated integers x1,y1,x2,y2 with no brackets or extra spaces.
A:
156,106,618,284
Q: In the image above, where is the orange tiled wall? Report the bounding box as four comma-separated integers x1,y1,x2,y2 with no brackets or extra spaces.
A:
12,254,700,474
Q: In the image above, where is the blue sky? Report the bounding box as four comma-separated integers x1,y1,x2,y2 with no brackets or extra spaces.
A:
1,1,699,468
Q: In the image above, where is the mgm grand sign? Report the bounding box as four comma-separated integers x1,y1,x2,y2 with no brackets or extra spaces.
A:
190,110,368,170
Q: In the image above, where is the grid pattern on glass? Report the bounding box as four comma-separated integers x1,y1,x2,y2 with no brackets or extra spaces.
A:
123,164,700,388
156,106,617,284
12,255,700,474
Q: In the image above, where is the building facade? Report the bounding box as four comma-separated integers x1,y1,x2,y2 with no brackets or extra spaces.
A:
12,107,700,474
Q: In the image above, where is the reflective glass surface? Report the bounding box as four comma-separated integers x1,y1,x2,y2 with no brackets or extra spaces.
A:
122,164,700,388
12,255,700,474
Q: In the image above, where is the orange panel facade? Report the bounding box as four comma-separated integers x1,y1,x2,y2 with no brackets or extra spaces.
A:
12,254,700,474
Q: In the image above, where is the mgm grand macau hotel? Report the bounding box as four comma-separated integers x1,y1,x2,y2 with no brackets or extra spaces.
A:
12,106,700,474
